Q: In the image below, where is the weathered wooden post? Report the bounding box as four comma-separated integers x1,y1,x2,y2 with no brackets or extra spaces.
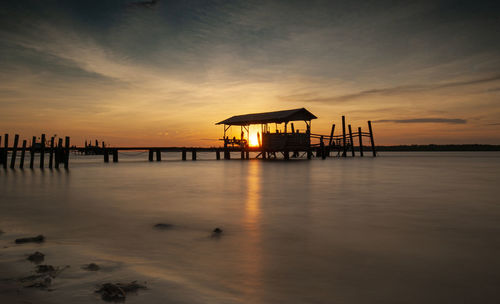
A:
320,136,326,159
112,149,118,163
55,138,62,169
0,135,3,167
246,149,249,159
192,149,197,160
342,116,347,157
368,121,376,157
104,148,109,163
358,127,364,157
30,136,36,169
20,140,26,169
3,133,8,169
224,139,229,160
307,149,312,160
284,150,290,160
10,134,19,169
49,137,55,169
182,149,186,161
148,149,153,161
156,149,161,161
64,136,70,169
327,124,335,157
291,123,295,133
40,134,46,169
216,149,221,160
348,125,355,157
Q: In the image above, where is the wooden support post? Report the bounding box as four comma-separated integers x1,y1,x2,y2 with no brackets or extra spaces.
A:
216,149,221,160
342,116,347,157
10,134,19,169
30,136,36,169
182,149,186,161
348,125,355,157
49,137,55,169
20,140,26,169
320,136,326,159
64,136,70,169
192,149,197,160
0,135,2,166
358,127,364,157
284,150,290,160
291,123,295,133
262,150,267,159
328,124,335,146
246,150,249,159
104,148,109,163
3,133,8,169
368,121,376,157
241,149,245,159
149,149,154,161
307,149,312,160
55,138,62,169
156,149,161,161
40,134,46,169
112,149,118,163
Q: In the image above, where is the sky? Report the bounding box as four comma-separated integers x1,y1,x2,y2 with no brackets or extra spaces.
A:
1,0,499,146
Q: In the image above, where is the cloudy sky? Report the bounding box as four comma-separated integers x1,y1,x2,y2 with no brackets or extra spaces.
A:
1,0,499,145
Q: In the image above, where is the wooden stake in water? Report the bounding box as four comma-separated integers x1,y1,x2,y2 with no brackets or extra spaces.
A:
40,134,45,169
30,136,36,169
55,138,62,169
10,134,19,169
192,149,197,160
112,149,118,163
358,127,364,157
342,116,347,157
148,149,153,162
49,137,54,169
348,125,355,157
64,136,70,169
156,149,161,161
368,121,376,157
2,134,8,169
20,140,27,169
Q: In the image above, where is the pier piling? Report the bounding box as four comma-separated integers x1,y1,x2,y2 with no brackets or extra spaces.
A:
348,125,355,157
156,149,161,161
3,134,8,169
104,148,109,162
40,134,46,169
368,121,376,157
112,149,118,163
20,140,26,169
10,134,19,169
342,116,347,157
182,149,187,161
64,136,70,168
148,149,153,161
49,137,55,169
192,149,197,160
216,149,220,160
358,127,364,157
30,136,36,169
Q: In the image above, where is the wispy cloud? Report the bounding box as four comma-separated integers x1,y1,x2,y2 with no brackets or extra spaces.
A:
375,118,467,124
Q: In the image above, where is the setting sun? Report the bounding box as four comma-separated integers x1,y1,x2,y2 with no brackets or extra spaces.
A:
249,132,260,147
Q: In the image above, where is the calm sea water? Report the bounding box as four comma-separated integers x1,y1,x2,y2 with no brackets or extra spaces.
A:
1,152,500,303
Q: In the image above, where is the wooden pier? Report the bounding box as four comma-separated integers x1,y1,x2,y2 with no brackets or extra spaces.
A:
1,109,377,169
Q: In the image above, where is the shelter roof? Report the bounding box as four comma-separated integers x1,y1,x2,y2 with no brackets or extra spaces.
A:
216,108,317,126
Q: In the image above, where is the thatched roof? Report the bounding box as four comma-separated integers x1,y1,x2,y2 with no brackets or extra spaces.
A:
216,108,317,126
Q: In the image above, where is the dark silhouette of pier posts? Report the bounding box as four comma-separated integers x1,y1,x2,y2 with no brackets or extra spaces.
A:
30,136,36,169
49,137,55,169
40,134,46,169
358,127,364,157
342,116,347,157
3,134,8,169
216,149,221,160
368,121,376,157
10,134,19,169
148,149,153,161
156,149,161,161
55,138,62,169
241,149,245,159
104,148,109,163
192,149,197,160
20,140,26,169
246,149,250,159
182,149,187,160
320,136,326,159
327,124,335,157
112,149,118,163
284,150,290,160
348,125,355,157
64,136,70,168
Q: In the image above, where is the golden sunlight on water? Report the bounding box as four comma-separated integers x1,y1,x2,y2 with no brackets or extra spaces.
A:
240,160,262,298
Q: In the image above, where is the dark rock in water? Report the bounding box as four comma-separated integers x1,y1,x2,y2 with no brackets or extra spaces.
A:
82,263,100,271
213,227,223,234
96,283,126,302
36,265,56,273
15,235,45,244
96,281,147,302
153,223,173,229
24,275,52,289
27,251,45,264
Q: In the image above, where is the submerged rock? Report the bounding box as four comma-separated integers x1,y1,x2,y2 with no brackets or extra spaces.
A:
83,263,100,271
96,281,147,302
27,251,45,264
211,227,223,238
36,265,55,273
153,223,173,230
15,235,45,244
